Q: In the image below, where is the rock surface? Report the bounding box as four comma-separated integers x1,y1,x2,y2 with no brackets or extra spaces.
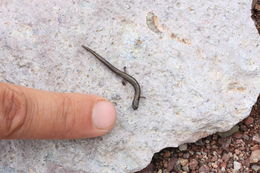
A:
138,104,259,172
0,0,259,172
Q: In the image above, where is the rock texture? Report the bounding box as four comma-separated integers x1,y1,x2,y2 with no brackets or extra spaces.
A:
0,0,259,172
138,102,259,172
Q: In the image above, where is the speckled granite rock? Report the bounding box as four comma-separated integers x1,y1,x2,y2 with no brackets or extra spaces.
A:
0,0,259,172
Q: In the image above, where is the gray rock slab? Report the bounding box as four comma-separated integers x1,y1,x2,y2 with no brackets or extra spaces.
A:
0,0,259,172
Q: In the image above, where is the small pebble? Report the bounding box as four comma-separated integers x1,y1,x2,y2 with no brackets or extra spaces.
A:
243,158,250,168
233,132,242,138
163,161,168,168
222,153,231,162
250,145,259,151
253,133,260,143
166,158,177,172
251,164,260,172
198,165,209,173
227,161,233,169
178,153,183,157
211,162,218,168
188,159,198,171
211,155,218,162
179,159,188,166
221,167,226,172
242,134,250,140
234,149,240,155
233,161,241,172
216,149,223,155
239,124,247,132
244,117,254,126
189,151,194,155
211,141,216,145
182,165,189,172
212,145,218,149
218,137,232,150
249,150,260,163
233,154,239,160
195,151,201,155
183,153,190,159
178,144,188,151
173,162,182,172
195,139,204,146
239,153,244,158
220,162,227,169
163,151,171,157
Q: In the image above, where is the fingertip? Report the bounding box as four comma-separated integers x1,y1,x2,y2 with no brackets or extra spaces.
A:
92,101,116,132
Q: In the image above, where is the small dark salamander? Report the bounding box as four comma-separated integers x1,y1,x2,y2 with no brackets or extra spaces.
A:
82,45,141,110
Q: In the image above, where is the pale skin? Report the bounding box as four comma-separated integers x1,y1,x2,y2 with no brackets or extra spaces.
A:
0,82,116,139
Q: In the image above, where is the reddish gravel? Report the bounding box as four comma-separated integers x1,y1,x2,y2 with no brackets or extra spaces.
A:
137,95,260,173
